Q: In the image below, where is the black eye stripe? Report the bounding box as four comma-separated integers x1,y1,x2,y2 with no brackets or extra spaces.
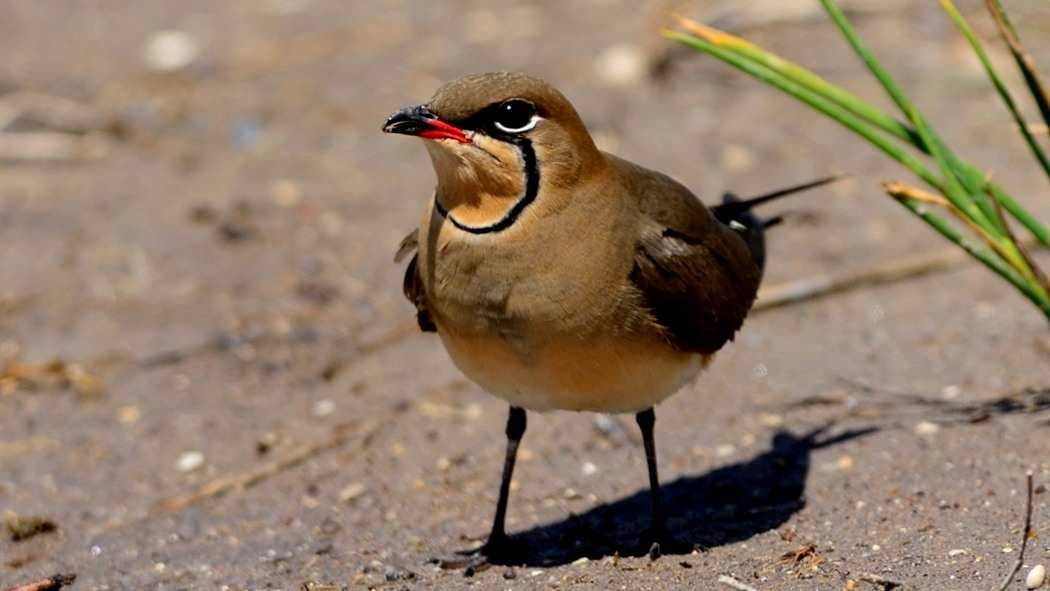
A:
452,99,538,137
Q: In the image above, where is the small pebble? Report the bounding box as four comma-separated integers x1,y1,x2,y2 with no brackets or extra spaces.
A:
116,405,141,424
593,415,630,445
722,143,757,173
915,421,940,435
758,413,784,427
176,451,205,473
581,461,598,475
312,398,335,417
339,482,366,503
1028,564,1046,589
594,43,647,86
715,444,736,458
229,115,265,150
142,30,199,72
269,180,301,208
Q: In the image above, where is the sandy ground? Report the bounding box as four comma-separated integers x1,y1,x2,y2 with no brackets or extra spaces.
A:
2,1,1050,589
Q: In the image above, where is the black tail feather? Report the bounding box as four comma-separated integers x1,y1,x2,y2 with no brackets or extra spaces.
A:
710,175,842,224
713,175,842,272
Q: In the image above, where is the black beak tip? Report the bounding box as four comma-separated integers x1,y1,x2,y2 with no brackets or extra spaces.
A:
382,104,433,136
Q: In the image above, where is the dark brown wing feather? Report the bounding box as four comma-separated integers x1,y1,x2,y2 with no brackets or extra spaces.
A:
395,229,436,333
616,157,763,354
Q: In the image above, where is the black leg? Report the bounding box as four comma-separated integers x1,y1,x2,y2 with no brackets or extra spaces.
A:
433,406,526,575
636,407,695,559
636,408,667,539
487,406,526,549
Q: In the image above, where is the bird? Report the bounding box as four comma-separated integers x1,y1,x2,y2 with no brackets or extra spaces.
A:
382,71,833,572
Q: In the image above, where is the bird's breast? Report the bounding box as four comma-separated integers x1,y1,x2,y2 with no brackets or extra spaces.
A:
415,195,700,413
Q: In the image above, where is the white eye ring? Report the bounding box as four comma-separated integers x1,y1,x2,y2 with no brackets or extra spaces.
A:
494,114,540,134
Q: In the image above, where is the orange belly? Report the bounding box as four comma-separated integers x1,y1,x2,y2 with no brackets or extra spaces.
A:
437,330,710,413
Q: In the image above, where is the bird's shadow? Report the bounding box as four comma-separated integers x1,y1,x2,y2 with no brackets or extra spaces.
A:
490,423,875,567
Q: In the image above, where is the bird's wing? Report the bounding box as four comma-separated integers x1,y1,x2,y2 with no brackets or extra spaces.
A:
617,158,762,354
394,229,437,333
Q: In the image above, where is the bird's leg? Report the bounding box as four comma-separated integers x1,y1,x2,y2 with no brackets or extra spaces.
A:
486,405,526,553
433,406,526,575
636,408,696,559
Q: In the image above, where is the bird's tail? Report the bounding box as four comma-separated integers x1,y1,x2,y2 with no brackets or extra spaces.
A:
711,175,842,272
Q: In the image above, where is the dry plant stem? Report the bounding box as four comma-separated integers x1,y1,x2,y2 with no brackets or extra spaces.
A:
986,182,1050,297
996,473,1035,591
882,182,1011,261
883,181,1050,314
985,0,1050,131
753,242,1033,311
666,8,1050,321
154,420,379,513
2,574,76,591
0,132,109,162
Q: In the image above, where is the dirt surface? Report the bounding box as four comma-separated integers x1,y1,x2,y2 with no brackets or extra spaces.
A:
2,1,1050,590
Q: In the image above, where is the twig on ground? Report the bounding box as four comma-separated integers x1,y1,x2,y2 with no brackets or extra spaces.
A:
717,574,763,591
154,420,379,513
755,237,1040,311
0,92,108,133
755,247,964,310
1,354,105,397
996,472,1035,591
0,90,112,162
2,573,76,591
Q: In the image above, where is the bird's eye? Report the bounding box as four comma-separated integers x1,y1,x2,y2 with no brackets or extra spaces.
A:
493,100,539,134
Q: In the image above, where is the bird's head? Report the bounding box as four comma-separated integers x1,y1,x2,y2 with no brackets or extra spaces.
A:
383,72,602,233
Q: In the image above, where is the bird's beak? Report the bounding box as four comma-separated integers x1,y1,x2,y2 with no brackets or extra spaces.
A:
382,105,472,144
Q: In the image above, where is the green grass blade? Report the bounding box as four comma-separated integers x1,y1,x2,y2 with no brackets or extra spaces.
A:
819,0,1001,234
988,181,1050,249
942,0,1050,185
886,185,1050,312
666,19,921,149
665,10,1050,321
986,0,1050,134
662,30,942,187
666,26,1045,303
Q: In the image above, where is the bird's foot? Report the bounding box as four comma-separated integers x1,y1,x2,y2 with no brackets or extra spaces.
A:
644,529,703,560
428,535,523,577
